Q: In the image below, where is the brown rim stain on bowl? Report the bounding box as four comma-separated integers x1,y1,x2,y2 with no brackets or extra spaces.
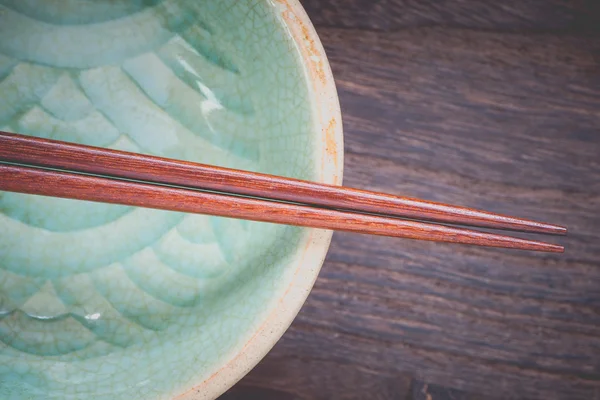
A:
277,0,327,85
325,118,339,177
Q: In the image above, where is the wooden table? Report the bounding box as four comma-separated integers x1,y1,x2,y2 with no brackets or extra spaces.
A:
221,1,600,399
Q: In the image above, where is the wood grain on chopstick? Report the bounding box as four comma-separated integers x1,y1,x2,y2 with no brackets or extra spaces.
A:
0,131,566,235
0,164,563,253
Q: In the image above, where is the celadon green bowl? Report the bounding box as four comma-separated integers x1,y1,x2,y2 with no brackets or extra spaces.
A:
0,1,343,399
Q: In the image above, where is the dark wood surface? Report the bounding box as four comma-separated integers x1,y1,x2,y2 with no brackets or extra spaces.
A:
221,1,600,399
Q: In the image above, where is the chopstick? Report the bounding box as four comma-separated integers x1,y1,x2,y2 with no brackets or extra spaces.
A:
0,131,566,235
0,163,563,253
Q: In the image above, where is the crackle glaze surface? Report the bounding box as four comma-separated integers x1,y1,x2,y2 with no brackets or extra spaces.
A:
0,1,342,399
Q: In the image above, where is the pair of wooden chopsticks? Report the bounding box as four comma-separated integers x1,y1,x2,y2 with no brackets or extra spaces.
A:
0,131,565,253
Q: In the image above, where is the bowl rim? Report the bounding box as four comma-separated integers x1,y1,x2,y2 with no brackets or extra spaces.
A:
174,1,343,399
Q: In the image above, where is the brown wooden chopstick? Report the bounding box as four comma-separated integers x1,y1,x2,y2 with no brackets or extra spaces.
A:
0,163,563,253
0,131,566,235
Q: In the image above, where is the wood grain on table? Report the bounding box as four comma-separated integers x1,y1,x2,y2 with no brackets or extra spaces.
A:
221,1,600,399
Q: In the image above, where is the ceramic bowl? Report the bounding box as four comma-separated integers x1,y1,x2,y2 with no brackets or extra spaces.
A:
0,1,342,399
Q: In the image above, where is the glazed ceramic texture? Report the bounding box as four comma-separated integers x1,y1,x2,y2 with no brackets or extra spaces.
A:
0,1,332,399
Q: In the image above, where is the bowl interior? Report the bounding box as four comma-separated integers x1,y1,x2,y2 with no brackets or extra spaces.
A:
0,1,327,399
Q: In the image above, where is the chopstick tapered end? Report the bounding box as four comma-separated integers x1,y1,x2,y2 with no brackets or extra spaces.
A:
545,243,565,253
539,223,567,236
516,238,564,253
504,219,567,236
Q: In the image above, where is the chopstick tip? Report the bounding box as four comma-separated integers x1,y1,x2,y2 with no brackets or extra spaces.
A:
545,223,567,236
547,243,565,253
504,235,565,253
524,221,568,236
